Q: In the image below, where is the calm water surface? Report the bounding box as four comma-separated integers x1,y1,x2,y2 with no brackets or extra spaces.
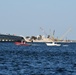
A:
0,42,76,75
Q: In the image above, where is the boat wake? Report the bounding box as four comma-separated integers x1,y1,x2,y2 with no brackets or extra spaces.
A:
62,45,68,47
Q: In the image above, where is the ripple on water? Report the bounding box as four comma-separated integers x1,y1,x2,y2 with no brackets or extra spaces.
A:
0,43,76,75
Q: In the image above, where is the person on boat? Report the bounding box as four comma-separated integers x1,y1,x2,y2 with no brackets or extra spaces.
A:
23,41,26,44
21,40,26,44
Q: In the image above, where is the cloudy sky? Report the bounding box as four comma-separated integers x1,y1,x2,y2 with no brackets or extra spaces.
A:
0,0,76,40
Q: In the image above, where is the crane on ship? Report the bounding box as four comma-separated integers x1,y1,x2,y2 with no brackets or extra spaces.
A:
40,27,55,42
49,29,55,41
40,27,48,37
59,27,72,41
40,27,61,46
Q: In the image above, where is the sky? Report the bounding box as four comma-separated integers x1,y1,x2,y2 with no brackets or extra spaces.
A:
0,0,76,40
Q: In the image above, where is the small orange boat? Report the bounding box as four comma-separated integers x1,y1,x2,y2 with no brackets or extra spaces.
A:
15,42,30,46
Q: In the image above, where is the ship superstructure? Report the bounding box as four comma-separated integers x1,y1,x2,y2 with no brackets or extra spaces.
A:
0,34,25,42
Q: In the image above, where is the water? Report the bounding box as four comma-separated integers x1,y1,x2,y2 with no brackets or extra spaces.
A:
0,42,76,75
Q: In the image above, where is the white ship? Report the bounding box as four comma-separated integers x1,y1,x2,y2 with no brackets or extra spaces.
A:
46,42,61,46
